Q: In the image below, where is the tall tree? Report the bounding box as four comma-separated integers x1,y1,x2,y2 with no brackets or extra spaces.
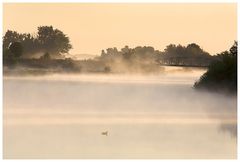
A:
3,30,23,51
37,26,72,55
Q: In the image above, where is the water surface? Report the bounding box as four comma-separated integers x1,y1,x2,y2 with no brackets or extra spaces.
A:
3,67,237,159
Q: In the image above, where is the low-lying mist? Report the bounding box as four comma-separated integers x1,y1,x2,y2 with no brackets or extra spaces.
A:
3,67,237,158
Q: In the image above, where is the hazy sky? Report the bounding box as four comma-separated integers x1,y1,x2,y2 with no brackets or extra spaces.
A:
3,3,237,55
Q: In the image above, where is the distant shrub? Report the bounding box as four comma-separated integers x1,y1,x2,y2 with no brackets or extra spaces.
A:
104,66,111,73
40,52,51,60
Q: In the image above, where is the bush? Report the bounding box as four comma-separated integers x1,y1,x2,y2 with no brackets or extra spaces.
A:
194,41,237,94
40,52,51,60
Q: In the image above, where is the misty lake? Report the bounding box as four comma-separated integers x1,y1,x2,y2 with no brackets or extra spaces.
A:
3,67,237,159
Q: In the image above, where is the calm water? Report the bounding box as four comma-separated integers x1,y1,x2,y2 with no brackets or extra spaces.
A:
3,67,237,159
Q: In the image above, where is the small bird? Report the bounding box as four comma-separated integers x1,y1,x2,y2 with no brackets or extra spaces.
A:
101,131,108,136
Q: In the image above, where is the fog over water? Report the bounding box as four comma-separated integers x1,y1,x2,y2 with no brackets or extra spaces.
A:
3,67,237,159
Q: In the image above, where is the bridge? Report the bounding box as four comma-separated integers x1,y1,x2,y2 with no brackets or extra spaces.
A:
156,56,214,67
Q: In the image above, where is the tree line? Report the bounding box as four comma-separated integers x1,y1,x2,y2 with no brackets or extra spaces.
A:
2,25,237,93
3,25,213,67
99,43,213,66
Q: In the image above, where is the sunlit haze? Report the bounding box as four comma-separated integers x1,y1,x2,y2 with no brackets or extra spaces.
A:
3,3,237,159
3,3,237,55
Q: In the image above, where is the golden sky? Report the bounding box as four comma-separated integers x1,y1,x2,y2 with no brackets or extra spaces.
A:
3,3,237,55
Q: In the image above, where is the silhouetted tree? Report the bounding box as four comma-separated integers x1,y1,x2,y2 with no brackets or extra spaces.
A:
186,43,209,57
122,46,134,60
9,42,23,58
133,46,156,62
164,44,177,56
37,26,72,55
101,50,106,56
3,26,72,58
230,41,237,56
194,41,237,94
3,30,23,51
